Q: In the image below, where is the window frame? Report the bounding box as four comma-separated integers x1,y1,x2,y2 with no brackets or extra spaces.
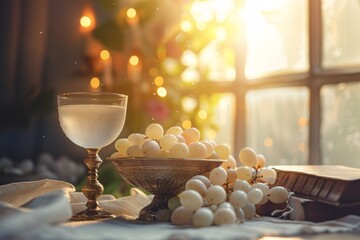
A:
193,0,360,164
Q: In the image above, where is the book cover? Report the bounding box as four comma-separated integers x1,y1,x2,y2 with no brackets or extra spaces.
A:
271,165,360,206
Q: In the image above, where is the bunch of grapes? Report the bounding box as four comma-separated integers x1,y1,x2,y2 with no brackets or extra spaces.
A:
169,147,291,227
111,123,291,226
111,123,231,160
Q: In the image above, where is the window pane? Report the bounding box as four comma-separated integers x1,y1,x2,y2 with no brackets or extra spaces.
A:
246,87,309,165
243,0,308,79
322,0,360,69
321,82,360,167
211,93,236,150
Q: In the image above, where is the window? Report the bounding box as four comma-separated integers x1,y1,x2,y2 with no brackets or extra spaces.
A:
187,0,360,167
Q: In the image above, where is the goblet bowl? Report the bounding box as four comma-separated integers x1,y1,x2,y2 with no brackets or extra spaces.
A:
110,157,224,221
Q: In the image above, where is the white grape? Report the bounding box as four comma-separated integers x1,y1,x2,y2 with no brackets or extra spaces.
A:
207,151,220,159
239,147,257,167
188,142,207,158
159,134,178,151
178,189,203,211
235,166,253,181
126,145,143,157
214,207,236,225
256,154,266,169
174,134,186,143
233,179,251,192
235,208,245,223
159,149,169,158
229,190,247,208
110,151,125,159
214,144,231,160
141,140,161,157
247,188,263,204
242,202,256,220
191,175,211,188
128,133,146,146
208,140,217,147
171,206,193,225
221,156,236,169
168,142,189,158
269,186,289,203
258,168,277,184
165,126,183,135
115,138,130,155
226,169,237,183
206,185,227,205
200,141,214,158
192,207,214,227
185,179,207,196
209,167,228,185
251,183,270,196
218,202,234,210
145,123,164,140
182,127,200,144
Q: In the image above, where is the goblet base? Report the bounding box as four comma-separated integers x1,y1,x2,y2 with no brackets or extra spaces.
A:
71,209,115,221
137,195,171,221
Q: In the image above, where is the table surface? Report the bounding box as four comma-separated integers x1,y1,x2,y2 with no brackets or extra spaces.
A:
61,217,360,240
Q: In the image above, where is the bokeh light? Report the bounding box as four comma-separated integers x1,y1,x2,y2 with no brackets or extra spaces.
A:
100,50,110,60
90,77,100,89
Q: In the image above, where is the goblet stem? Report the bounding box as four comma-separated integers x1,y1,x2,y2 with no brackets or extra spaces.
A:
71,148,115,221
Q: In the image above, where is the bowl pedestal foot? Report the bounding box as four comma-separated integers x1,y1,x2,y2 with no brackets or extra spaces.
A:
137,195,173,221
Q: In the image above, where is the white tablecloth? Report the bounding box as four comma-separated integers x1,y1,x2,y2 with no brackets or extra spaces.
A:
0,179,359,240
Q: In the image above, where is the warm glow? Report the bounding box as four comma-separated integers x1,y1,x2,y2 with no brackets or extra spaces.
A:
90,77,100,89
154,76,164,86
80,5,95,32
191,1,213,23
264,137,273,147
127,8,137,18
298,117,308,127
129,55,140,66
182,120,192,129
181,20,193,32
181,67,200,83
181,50,198,67
157,87,167,97
198,109,208,119
181,97,198,112
80,16,92,28
100,50,110,60
215,27,227,42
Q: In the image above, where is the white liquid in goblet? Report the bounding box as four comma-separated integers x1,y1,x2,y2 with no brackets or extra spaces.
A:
58,104,126,148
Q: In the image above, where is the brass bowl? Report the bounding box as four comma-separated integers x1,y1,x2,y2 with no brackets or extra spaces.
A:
110,157,224,221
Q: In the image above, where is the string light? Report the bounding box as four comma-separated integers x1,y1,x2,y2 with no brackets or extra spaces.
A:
100,50,110,60
127,8,137,19
90,77,100,89
154,76,164,86
80,16,92,28
129,55,140,66
157,87,167,97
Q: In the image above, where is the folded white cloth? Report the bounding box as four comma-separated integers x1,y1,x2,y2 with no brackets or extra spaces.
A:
0,179,359,240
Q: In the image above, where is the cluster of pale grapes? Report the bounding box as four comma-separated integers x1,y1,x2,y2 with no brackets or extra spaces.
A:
111,123,231,159
169,147,291,227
